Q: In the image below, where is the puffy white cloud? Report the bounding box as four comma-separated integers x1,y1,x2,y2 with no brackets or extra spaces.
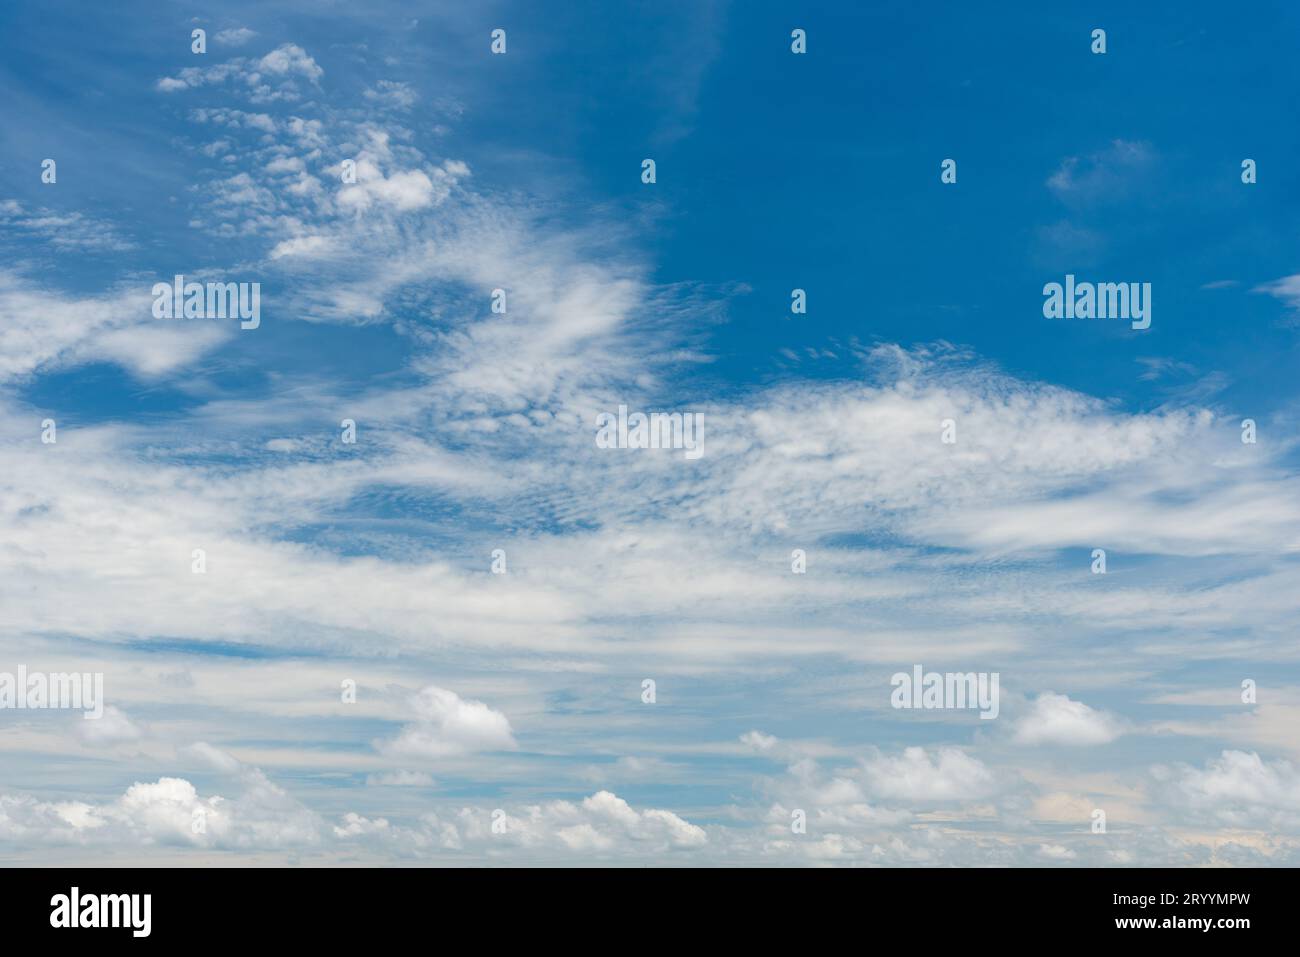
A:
1158,751,1300,831
0,757,705,861
0,768,324,851
1013,693,1124,746
257,44,323,82
336,159,465,213
741,730,778,751
863,747,997,802
377,686,517,760
333,812,389,838
443,790,706,855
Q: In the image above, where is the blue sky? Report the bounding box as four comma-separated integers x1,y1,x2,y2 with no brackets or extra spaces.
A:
1,0,1299,865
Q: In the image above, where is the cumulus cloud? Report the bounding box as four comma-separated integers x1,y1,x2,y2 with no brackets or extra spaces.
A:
449,791,706,855
0,769,323,851
741,730,778,751
863,747,997,802
1157,751,1300,831
1013,693,1125,746
0,761,705,862
377,686,517,760
336,151,467,213
257,44,323,82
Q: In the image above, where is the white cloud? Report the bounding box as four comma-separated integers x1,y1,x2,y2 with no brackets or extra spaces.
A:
257,44,323,82
337,162,461,213
155,44,321,103
0,201,134,252
1013,693,1124,746
1254,274,1300,321
377,686,517,760
76,706,143,746
1047,139,1154,203
191,108,276,132
863,747,997,802
0,760,706,861
1037,843,1077,861
269,234,332,259
459,791,706,855
215,28,258,47
1158,751,1300,831
0,767,324,850
366,770,435,787
0,271,181,382
180,742,243,774
363,80,418,110
81,323,231,378
333,811,389,838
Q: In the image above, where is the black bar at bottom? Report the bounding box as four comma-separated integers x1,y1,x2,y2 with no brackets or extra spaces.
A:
0,866,1284,943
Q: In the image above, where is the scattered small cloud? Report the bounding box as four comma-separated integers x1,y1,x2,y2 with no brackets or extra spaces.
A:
215,27,258,47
